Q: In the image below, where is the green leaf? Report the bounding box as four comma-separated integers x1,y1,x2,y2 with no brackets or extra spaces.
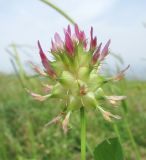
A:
94,137,124,160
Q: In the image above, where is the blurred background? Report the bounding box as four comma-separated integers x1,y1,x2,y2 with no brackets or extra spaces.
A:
0,0,146,160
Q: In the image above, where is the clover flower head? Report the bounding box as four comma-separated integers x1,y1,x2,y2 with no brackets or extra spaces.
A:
28,24,129,132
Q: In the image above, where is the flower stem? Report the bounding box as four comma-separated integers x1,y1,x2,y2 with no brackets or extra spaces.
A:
80,107,86,160
40,0,75,25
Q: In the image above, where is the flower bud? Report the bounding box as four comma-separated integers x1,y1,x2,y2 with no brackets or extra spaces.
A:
98,106,121,122
79,53,91,67
94,88,104,100
68,96,81,111
82,92,97,108
50,83,67,99
78,67,90,81
59,71,75,88
89,71,106,90
26,89,50,101
62,112,71,133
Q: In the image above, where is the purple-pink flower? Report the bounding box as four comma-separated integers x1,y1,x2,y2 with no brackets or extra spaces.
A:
27,24,129,132
48,25,111,64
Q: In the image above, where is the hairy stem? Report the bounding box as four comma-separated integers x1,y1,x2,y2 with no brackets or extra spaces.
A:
80,107,86,160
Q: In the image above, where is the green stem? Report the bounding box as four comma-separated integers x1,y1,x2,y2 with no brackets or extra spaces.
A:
113,123,122,145
40,0,75,25
80,107,86,160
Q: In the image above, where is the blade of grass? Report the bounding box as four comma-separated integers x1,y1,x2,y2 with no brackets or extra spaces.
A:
40,0,75,25
10,58,25,88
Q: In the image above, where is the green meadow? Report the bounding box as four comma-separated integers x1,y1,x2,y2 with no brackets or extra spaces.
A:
0,73,146,160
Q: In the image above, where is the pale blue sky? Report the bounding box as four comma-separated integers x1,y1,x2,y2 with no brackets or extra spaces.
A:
0,0,146,78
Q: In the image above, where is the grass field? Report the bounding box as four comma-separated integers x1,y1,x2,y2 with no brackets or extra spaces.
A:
0,73,146,160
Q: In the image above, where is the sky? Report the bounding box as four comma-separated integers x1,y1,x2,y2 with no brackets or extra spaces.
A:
0,0,146,78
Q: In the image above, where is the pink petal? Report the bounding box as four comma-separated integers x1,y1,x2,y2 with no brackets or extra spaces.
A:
90,26,93,40
90,27,97,50
80,31,86,41
83,39,87,50
51,39,57,52
38,40,47,61
62,112,71,134
54,32,64,50
99,39,111,61
29,61,47,76
45,115,62,127
114,65,130,81
65,32,74,56
64,25,71,36
26,89,48,101
67,25,71,35
54,32,63,44
42,84,52,93
72,33,78,42
38,40,56,78
92,43,102,65
106,96,127,101
74,24,80,40
74,24,86,43
91,37,97,50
